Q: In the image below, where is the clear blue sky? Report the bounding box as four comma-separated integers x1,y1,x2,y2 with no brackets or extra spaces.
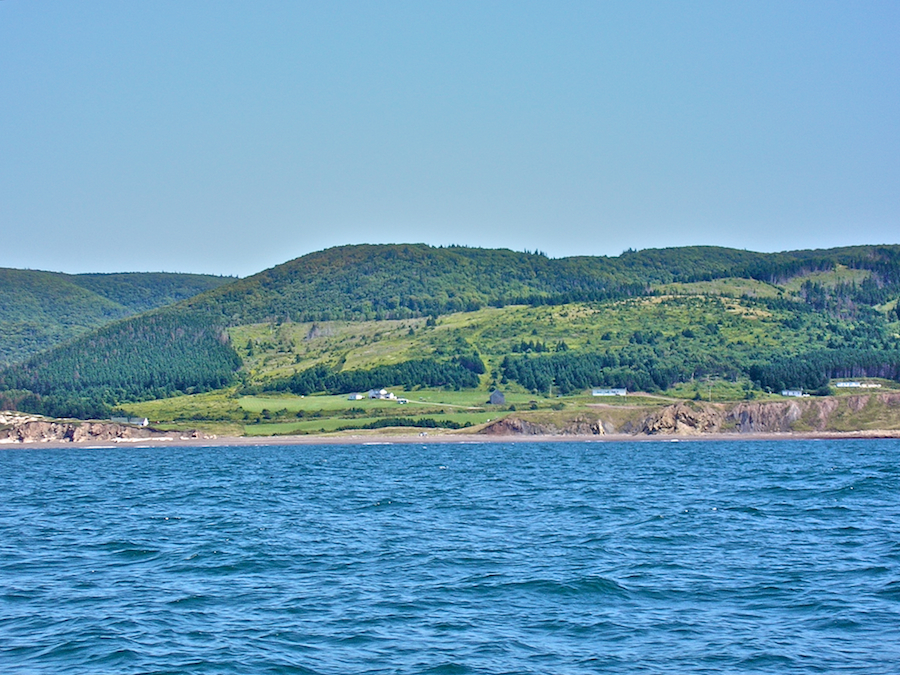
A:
1,1,898,276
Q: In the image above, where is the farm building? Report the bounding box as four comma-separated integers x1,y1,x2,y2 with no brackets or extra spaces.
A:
592,388,626,397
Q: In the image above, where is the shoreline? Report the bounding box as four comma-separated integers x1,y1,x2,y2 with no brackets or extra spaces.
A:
4,428,900,449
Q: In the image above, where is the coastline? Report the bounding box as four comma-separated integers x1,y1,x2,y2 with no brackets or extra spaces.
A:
5,427,900,449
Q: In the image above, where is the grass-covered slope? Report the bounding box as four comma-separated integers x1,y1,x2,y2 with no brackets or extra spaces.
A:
233,292,900,394
3,243,900,419
0,268,233,365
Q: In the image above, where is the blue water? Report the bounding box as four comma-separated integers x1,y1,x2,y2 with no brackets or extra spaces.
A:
2,440,900,674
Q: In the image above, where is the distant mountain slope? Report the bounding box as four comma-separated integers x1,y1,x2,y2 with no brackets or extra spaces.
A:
2,242,899,417
176,243,900,323
68,272,234,314
180,244,637,322
0,268,233,365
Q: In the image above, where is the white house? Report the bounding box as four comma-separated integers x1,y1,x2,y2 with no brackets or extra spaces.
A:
592,388,627,397
781,389,807,398
368,389,396,400
347,393,364,400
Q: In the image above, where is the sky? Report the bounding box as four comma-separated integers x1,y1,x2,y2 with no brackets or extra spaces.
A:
1,1,898,277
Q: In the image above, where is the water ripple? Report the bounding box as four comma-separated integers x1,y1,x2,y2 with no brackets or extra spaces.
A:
2,440,900,673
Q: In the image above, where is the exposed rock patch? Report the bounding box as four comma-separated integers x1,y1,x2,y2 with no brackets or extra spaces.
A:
480,415,605,436
480,394,900,437
639,401,722,435
725,401,803,433
0,413,184,444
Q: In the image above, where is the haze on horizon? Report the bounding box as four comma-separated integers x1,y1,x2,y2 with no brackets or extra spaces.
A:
1,1,898,278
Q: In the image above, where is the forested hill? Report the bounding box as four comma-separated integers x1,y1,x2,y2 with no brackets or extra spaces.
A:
2,242,900,418
178,243,900,323
65,272,235,314
0,268,233,365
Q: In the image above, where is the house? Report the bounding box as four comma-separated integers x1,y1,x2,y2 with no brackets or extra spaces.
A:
592,388,627,397
347,393,364,400
368,389,396,400
781,389,807,397
489,390,505,405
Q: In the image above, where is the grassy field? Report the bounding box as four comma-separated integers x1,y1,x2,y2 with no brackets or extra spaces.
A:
653,277,783,299
227,295,848,390
119,378,900,436
779,265,871,293
652,267,873,299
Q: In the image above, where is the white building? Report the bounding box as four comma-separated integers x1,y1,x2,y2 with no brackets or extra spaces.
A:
592,388,627,397
781,390,808,398
111,416,149,427
835,381,881,389
368,389,396,400
347,393,364,400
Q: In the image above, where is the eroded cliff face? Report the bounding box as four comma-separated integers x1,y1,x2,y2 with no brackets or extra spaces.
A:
639,402,721,435
480,415,605,436
479,393,900,437
0,412,194,444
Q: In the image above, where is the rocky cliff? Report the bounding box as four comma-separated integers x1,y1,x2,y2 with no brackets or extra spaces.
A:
0,412,200,444
479,393,900,437
480,415,606,436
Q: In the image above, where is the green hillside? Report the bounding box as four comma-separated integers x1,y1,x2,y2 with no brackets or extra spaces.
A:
169,243,900,322
0,268,233,365
2,243,900,423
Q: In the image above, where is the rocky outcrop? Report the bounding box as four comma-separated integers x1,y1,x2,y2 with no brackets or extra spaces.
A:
0,412,187,444
724,400,803,433
479,393,900,437
638,401,722,435
480,415,606,436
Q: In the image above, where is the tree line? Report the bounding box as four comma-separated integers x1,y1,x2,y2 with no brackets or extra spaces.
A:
251,356,483,397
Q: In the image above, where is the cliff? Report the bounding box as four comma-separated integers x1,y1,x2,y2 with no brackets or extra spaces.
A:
479,393,900,437
0,412,200,444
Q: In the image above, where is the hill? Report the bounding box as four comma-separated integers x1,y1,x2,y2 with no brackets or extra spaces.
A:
2,243,900,421
154,243,900,322
0,268,234,365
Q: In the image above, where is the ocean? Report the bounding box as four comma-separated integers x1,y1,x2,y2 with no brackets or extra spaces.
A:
2,439,899,673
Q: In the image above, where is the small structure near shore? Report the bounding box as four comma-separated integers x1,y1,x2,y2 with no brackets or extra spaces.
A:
835,381,881,389
592,388,626,397
110,416,149,427
488,390,506,405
